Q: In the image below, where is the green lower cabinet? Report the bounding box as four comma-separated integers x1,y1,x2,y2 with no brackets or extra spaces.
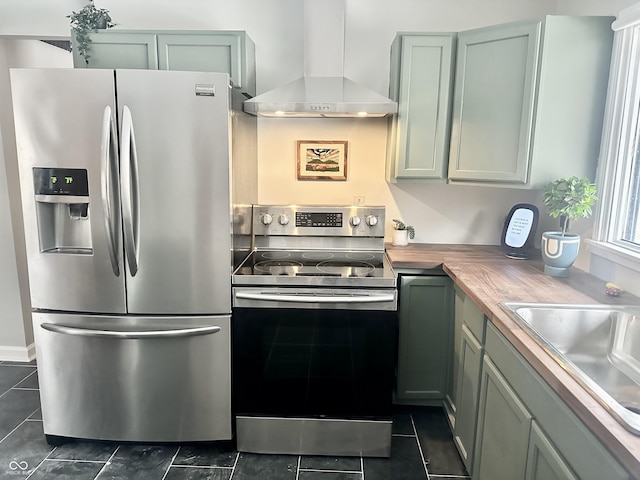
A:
395,275,453,404
482,323,631,480
452,324,483,471
526,421,578,480
473,356,532,480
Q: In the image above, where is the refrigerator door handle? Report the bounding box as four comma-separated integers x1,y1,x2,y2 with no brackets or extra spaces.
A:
101,106,120,277
120,105,140,276
40,323,222,339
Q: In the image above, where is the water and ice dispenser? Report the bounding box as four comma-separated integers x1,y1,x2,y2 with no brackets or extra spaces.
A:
33,167,93,254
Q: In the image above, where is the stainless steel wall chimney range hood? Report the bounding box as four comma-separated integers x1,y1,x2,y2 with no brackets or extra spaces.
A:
244,0,397,118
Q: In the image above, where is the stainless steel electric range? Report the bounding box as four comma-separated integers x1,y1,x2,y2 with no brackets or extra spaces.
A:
232,205,397,458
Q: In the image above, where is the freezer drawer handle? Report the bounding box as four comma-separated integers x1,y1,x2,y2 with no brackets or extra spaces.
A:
40,323,221,339
235,292,395,304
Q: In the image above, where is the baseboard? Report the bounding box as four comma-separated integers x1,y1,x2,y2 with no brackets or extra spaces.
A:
0,343,36,362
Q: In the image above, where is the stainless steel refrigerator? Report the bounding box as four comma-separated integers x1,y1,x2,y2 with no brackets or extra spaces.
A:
10,68,256,444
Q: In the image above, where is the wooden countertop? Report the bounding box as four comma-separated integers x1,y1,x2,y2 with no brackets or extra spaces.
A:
386,243,640,476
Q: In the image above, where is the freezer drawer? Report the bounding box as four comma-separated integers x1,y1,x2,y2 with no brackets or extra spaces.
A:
33,312,231,442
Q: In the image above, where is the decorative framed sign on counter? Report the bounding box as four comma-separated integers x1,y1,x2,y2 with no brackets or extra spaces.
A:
296,140,348,181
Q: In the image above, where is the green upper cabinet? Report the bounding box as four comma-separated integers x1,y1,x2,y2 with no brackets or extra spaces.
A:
448,16,614,187
72,31,158,69
72,30,256,96
386,33,456,183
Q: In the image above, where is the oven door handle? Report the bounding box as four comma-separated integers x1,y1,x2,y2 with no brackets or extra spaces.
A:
234,292,396,304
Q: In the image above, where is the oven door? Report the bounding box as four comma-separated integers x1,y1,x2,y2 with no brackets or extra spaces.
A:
232,287,397,420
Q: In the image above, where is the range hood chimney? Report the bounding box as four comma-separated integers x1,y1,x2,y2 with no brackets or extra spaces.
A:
244,0,397,118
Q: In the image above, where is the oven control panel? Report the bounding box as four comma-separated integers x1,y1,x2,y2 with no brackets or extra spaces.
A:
253,205,385,238
295,212,342,228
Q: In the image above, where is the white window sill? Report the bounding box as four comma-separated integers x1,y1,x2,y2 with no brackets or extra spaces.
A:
585,239,640,274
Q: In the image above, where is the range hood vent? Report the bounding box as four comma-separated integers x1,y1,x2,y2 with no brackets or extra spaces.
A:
244,0,397,118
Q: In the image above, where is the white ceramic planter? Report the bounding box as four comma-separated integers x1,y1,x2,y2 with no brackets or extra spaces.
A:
392,229,409,246
541,231,581,277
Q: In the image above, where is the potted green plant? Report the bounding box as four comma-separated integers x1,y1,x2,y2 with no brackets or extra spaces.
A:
68,0,116,66
392,219,415,246
541,176,597,277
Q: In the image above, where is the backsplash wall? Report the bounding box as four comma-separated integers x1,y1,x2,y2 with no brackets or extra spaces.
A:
257,117,549,246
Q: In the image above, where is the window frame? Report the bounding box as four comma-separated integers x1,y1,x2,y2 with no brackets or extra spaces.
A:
589,4,640,273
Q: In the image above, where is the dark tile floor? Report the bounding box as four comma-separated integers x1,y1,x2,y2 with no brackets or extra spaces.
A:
0,361,469,479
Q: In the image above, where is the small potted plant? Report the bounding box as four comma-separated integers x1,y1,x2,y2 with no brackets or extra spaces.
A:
68,0,116,66
392,219,415,246
541,176,597,277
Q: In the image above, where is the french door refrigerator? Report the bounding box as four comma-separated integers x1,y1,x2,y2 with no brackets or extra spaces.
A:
10,68,255,444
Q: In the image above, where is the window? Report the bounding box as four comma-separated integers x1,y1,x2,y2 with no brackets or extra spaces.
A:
590,4,640,269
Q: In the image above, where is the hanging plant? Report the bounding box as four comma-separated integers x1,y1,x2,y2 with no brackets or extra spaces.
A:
68,1,116,65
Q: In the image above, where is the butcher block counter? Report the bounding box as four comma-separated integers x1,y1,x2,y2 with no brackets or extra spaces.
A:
385,243,640,476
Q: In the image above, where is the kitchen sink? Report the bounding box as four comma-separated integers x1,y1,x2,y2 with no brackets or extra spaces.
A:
500,302,640,435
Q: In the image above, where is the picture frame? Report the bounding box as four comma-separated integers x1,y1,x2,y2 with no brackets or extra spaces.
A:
296,140,348,181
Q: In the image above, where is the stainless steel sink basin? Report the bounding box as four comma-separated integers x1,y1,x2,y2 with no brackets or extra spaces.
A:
500,302,640,435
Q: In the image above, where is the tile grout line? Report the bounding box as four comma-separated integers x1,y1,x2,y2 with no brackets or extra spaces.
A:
170,464,234,470
299,467,363,473
228,449,240,479
24,439,58,479
160,446,181,480
44,458,107,464
410,412,431,480
0,369,38,399
0,405,40,445
94,444,120,479
360,455,365,480
0,419,28,445
428,476,472,479
294,455,301,480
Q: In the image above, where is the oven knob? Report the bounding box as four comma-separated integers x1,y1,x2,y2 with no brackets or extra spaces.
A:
365,215,379,226
350,216,361,227
278,213,290,225
261,213,273,225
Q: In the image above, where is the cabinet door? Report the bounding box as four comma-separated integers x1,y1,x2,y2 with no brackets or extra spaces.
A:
157,34,242,85
473,356,532,480
525,421,578,480
444,285,465,425
387,34,456,183
396,275,453,404
448,21,541,184
452,324,483,471
73,32,158,69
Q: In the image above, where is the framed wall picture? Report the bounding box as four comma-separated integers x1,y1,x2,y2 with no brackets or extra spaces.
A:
296,140,348,181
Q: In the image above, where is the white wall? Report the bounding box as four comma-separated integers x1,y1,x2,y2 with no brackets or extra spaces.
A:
0,50,29,356
0,39,72,359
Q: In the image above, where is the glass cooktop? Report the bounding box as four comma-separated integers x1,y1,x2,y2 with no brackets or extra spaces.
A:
232,250,396,287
